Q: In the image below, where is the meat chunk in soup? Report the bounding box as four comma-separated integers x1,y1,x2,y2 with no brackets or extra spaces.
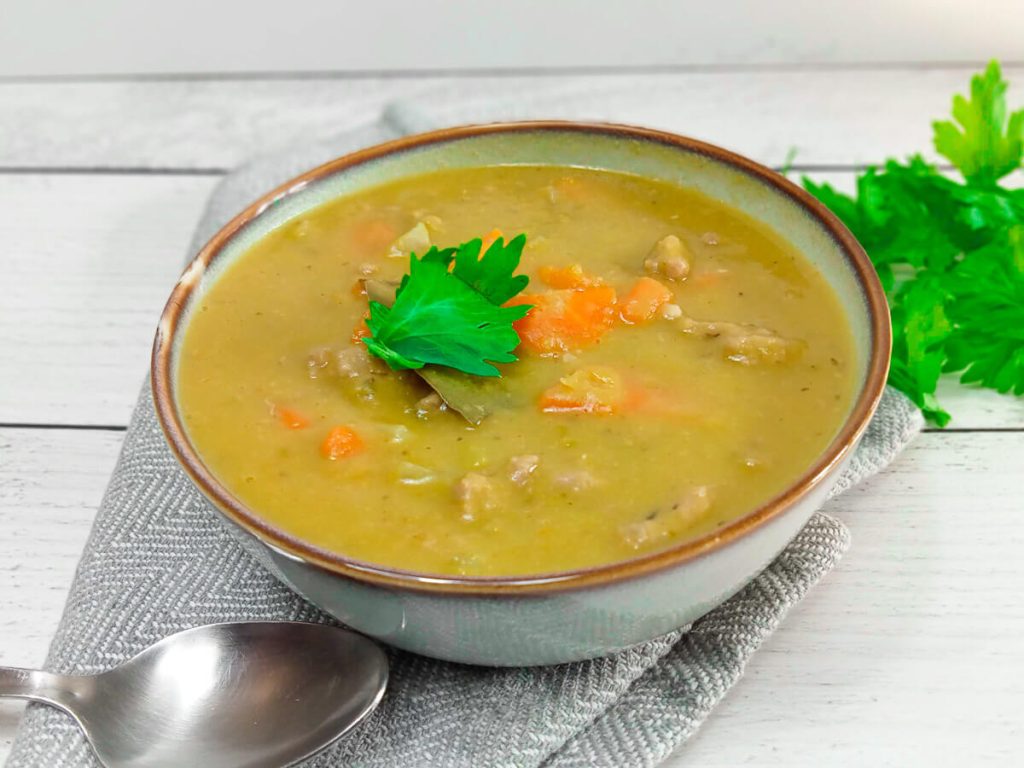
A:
644,235,691,281
676,316,804,365
620,487,713,549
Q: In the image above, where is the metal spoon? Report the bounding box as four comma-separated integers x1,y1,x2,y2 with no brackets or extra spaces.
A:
0,622,388,768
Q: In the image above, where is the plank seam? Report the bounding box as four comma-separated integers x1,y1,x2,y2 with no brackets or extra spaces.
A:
0,167,228,176
0,60,1021,84
0,423,127,433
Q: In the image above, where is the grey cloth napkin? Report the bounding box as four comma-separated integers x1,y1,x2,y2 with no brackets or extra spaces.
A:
8,106,923,768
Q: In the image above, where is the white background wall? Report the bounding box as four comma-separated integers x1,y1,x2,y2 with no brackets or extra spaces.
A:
1,0,1022,77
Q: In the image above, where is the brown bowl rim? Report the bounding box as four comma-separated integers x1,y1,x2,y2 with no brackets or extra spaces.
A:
151,120,891,596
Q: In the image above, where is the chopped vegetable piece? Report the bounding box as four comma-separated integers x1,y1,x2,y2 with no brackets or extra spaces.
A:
352,219,397,250
364,278,521,424
480,228,503,252
644,235,691,281
276,406,309,430
676,315,804,365
351,313,371,344
539,366,626,413
508,454,540,485
538,264,603,289
508,286,618,354
453,472,496,520
414,391,445,416
622,384,687,415
620,487,712,549
721,330,804,365
363,243,531,376
549,175,588,202
320,425,364,460
388,222,432,258
688,270,729,289
620,277,673,324
660,303,683,320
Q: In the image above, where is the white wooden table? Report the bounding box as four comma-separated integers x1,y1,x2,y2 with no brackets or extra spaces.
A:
1,66,1023,766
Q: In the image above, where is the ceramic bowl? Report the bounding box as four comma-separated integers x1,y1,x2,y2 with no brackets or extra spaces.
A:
152,122,890,666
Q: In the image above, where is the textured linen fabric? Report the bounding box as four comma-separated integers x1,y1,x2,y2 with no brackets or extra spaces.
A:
8,104,924,768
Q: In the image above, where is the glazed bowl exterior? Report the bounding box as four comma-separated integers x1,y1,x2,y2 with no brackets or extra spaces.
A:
152,122,890,666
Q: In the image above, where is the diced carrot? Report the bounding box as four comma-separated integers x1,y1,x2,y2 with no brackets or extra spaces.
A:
539,367,626,414
622,385,651,412
350,279,368,297
619,277,673,324
351,312,371,344
480,228,503,252
623,383,704,419
276,406,310,430
622,385,679,413
538,389,610,414
689,270,729,289
551,175,589,201
320,425,364,460
352,219,397,251
508,286,618,354
537,264,603,290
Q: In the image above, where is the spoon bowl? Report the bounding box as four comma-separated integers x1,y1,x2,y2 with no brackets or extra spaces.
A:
0,622,388,768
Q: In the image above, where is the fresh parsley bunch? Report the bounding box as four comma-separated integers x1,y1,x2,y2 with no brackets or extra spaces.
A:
804,61,1024,425
363,234,532,376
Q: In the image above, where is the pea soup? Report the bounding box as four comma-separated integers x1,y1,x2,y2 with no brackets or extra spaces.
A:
177,165,857,577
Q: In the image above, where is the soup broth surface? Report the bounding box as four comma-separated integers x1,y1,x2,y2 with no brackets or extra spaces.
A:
178,165,857,576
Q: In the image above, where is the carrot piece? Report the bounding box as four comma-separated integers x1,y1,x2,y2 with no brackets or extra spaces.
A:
480,228,503,252
320,425,364,460
537,264,603,290
620,277,673,324
622,385,678,413
551,176,589,201
275,406,310,430
689,270,729,289
539,367,626,414
352,219,397,251
351,312,371,344
508,286,618,354
623,381,706,419
539,388,610,414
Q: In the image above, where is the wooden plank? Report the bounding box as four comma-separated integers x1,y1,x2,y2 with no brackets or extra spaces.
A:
2,171,1022,430
670,429,1024,767
0,428,1020,764
2,68,1022,170
0,173,217,426
0,427,124,758
2,1,1022,76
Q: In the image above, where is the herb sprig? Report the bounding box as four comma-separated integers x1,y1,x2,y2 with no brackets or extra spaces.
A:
803,61,1024,425
363,234,532,376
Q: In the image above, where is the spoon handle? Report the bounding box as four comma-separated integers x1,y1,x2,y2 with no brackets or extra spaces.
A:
0,666,80,712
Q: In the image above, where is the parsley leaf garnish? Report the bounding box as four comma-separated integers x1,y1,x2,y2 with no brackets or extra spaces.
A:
451,233,530,304
803,60,1024,424
933,61,1024,187
888,277,953,426
944,227,1024,396
362,236,532,377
